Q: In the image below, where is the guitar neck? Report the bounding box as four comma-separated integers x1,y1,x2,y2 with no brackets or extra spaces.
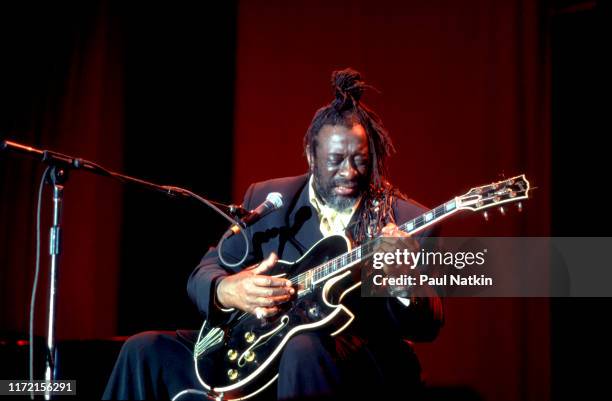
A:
398,197,460,235
295,174,530,289
300,198,460,287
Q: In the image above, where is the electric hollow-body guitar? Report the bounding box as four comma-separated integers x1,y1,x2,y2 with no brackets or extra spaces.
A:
188,175,530,401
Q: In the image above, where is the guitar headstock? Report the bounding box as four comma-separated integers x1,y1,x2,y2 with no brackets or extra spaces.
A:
455,174,531,213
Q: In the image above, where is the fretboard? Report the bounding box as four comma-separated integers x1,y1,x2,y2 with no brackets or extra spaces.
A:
292,197,460,289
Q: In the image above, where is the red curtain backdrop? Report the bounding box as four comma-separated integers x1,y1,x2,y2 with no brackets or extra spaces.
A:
51,7,124,340
0,2,123,340
232,1,550,400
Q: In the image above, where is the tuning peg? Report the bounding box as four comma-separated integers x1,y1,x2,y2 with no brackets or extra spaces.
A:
517,202,523,212
499,206,506,216
483,211,489,221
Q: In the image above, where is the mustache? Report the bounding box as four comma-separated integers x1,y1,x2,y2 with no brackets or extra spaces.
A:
332,180,359,188
333,180,359,187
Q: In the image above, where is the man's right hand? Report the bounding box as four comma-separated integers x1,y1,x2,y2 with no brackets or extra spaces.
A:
215,253,295,318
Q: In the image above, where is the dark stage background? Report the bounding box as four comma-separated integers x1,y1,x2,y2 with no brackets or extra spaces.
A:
0,0,609,400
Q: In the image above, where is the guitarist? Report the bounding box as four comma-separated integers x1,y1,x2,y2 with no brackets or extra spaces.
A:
104,68,444,400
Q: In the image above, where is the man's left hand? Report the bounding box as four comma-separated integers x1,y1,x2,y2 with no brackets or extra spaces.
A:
377,223,420,297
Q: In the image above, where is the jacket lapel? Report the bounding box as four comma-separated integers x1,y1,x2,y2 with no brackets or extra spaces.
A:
284,175,323,256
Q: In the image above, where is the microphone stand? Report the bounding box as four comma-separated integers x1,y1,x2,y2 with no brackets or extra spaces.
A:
1,139,244,398
44,166,67,394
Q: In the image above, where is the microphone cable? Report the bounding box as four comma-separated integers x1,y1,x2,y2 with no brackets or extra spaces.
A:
158,186,249,269
29,166,50,399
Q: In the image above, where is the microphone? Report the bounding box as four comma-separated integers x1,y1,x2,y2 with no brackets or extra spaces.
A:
228,192,283,235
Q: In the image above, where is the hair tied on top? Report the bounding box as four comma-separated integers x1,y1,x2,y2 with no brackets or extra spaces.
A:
331,68,366,111
304,67,400,243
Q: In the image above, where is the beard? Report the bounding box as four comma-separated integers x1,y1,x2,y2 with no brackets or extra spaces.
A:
312,165,368,210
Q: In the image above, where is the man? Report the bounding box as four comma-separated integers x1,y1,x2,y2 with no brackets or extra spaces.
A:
104,68,443,400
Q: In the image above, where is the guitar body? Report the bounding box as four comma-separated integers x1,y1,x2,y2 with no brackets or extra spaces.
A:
193,235,359,400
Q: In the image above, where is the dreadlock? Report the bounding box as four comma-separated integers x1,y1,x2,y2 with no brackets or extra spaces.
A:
304,68,406,244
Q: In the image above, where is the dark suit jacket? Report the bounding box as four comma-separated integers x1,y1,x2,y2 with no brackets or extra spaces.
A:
187,174,444,342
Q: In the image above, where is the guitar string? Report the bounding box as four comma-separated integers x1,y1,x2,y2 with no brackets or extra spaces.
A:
286,194,525,287
287,220,426,286
286,209,444,286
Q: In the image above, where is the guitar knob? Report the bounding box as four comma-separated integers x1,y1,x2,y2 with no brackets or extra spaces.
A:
227,369,238,380
227,349,238,361
307,304,320,319
517,202,523,212
499,206,506,216
245,350,256,362
244,332,256,343
483,211,489,221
